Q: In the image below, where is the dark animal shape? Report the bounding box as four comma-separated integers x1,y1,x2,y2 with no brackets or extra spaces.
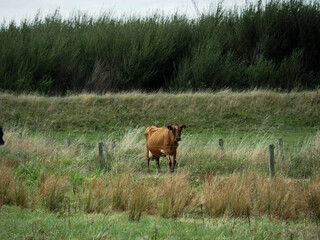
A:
0,126,4,145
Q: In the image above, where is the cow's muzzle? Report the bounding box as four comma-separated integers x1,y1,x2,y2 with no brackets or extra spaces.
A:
175,137,181,142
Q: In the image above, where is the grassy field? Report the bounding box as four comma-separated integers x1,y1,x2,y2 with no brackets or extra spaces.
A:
1,205,319,240
0,90,320,238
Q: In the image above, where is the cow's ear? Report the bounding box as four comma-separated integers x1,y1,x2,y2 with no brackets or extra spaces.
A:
181,125,186,129
167,126,173,131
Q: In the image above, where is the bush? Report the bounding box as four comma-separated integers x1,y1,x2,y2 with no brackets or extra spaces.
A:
0,1,320,93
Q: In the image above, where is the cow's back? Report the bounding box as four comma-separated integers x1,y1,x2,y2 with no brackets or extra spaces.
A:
145,127,169,155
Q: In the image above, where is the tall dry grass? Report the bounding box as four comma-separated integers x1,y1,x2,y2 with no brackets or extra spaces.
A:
85,178,109,214
0,167,28,208
304,177,320,221
199,172,320,220
157,172,195,218
128,179,155,221
40,175,70,212
200,174,252,217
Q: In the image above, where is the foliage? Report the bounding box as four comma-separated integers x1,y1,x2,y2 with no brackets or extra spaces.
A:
1,0,320,93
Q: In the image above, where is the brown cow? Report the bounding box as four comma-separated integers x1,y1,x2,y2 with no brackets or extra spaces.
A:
0,126,4,145
145,123,186,173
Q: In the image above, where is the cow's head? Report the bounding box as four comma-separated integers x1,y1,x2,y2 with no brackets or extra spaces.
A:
167,123,186,142
0,126,4,145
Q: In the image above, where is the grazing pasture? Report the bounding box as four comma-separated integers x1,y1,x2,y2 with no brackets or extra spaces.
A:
0,90,320,239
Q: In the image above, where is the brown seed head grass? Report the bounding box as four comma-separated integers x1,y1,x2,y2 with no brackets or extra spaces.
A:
304,177,320,221
108,173,131,211
84,177,108,213
201,173,252,218
0,167,28,208
157,172,195,219
40,175,70,212
201,172,308,220
128,179,155,221
255,177,301,219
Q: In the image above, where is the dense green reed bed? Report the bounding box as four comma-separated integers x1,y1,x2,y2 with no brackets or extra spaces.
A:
1,206,319,240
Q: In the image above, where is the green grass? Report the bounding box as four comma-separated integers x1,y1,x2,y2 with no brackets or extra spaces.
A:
1,91,320,239
0,205,319,240
1,91,319,135
1,91,319,178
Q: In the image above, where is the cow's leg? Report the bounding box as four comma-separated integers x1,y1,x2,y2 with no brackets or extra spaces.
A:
156,156,161,173
146,149,151,173
166,155,174,173
172,151,177,172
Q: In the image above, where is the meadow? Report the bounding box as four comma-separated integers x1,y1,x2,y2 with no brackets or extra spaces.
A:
0,90,320,239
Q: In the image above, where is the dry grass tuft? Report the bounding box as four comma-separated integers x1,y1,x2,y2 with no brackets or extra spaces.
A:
108,174,131,211
11,180,28,208
84,178,108,213
0,168,17,206
40,175,70,212
255,177,300,219
201,174,251,217
0,156,16,168
128,179,155,221
0,167,28,208
157,172,195,218
305,177,320,221
200,172,310,220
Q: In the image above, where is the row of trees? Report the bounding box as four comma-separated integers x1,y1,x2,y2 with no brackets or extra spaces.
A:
0,0,319,94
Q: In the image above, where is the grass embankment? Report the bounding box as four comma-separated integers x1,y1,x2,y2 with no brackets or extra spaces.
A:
0,91,320,238
1,90,319,133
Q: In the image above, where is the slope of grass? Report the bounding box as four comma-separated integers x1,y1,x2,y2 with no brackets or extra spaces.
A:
1,90,319,135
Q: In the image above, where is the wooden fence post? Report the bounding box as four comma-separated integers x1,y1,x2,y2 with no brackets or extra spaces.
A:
278,138,284,161
98,141,108,168
269,144,275,179
98,142,104,167
102,140,107,159
219,139,224,150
